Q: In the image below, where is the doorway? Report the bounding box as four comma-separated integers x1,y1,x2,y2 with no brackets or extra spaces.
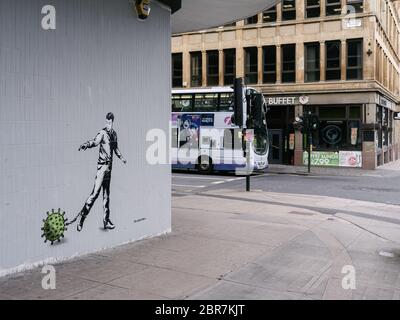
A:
268,130,283,164
266,105,295,165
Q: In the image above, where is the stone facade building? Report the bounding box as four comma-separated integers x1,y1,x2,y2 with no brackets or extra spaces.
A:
171,0,400,169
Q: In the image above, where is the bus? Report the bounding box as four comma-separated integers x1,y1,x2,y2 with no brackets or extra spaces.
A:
171,87,269,174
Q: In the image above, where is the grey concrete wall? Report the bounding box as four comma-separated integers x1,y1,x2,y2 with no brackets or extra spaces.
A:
0,0,171,273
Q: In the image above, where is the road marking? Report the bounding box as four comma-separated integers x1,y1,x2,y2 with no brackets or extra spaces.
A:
172,190,193,194
379,251,395,258
211,181,226,185
362,174,383,178
172,184,206,188
172,175,231,181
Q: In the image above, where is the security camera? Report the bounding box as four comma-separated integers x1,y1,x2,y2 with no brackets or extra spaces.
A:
134,0,151,21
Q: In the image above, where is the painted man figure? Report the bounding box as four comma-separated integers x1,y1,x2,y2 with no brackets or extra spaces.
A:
77,112,127,232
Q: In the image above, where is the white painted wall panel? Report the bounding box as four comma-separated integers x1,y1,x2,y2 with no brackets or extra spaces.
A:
0,0,171,273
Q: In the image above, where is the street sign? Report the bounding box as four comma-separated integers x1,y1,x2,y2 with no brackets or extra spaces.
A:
394,112,400,120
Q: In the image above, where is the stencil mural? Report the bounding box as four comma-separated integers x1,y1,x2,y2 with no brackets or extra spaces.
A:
77,112,127,231
41,113,127,244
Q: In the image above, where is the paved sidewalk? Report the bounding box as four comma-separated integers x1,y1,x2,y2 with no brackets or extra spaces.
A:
0,189,400,300
268,160,400,177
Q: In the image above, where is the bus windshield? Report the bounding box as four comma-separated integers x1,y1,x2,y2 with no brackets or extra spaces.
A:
253,127,269,156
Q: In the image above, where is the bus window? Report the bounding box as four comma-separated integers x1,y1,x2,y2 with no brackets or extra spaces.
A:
194,93,218,112
172,95,193,112
219,93,234,111
223,129,233,150
224,129,243,150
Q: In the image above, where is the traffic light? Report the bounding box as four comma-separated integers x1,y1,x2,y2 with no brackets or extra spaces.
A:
247,93,265,128
303,114,310,133
293,116,304,132
232,78,244,127
299,112,319,133
310,114,319,131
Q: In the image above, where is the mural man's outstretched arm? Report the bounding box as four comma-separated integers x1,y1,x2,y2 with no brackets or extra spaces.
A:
78,131,104,151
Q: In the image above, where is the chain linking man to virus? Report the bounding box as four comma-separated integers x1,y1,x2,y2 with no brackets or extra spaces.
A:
76,112,127,232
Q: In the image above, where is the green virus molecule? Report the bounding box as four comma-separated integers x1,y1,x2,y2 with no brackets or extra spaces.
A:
41,209,68,245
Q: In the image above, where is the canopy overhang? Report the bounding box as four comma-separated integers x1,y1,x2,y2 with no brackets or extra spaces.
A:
159,0,278,34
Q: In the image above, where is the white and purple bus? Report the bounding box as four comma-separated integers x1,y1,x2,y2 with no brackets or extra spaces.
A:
171,87,269,174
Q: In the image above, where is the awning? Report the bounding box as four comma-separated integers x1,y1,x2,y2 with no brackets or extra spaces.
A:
170,0,278,34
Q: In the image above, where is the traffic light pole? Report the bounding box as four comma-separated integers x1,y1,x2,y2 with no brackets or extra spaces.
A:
305,111,313,174
234,78,251,192
308,133,312,174
246,136,251,192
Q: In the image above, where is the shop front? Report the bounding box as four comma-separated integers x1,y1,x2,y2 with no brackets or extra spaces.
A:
303,104,363,168
265,92,399,170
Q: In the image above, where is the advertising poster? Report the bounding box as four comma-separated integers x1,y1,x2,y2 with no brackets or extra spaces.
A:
179,114,201,148
289,134,295,150
303,152,339,166
351,127,358,146
214,112,235,127
339,151,362,168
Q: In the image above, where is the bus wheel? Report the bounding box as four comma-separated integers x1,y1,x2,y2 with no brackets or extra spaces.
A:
198,156,213,174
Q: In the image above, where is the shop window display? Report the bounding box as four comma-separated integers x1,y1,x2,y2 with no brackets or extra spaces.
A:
305,105,362,151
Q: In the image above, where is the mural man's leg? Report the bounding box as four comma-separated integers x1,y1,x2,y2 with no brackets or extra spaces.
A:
77,165,107,232
102,166,115,230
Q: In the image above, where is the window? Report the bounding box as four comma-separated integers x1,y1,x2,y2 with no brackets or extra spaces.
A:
190,52,202,87
172,94,193,112
382,107,388,147
254,127,269,155
376,106,383,148
347,39,363,80
389,110,393,146
282,0,296,21
319,106,346,118
194,94,218,112
172,53,183,88
263,6,277,23
245,15,258,25
219,93,234,111
326,0,341,16
325,41,341,80
305,43,320,82
308,105,362,151
244,47,258,84
306,0,320,18
349,106,361,119
281,44,296,83
224,49,236,86
224,129,243,150
347,0,363,13
263,46,276,83
207,51,219,86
